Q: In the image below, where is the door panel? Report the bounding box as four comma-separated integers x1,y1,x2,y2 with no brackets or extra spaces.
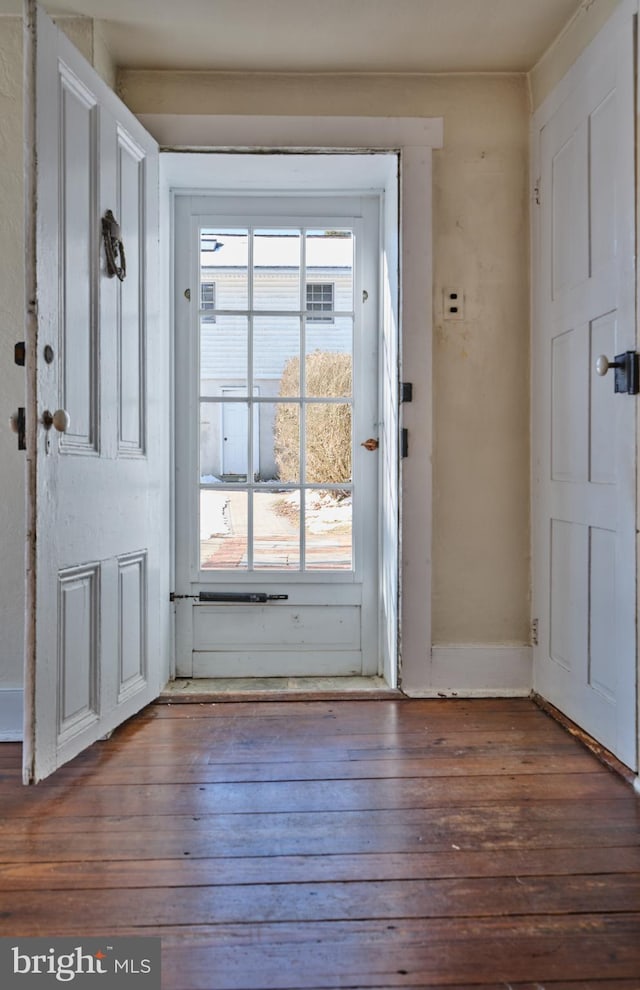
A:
174,194,380,678
532,4,637,769
23,3,165,783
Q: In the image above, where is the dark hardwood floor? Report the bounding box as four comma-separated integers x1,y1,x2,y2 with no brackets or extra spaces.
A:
1,697,639,989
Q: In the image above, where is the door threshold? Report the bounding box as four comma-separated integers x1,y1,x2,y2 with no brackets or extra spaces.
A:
160,676,400,703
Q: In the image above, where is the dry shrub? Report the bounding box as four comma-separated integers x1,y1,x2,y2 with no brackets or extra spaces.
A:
274,351,352,498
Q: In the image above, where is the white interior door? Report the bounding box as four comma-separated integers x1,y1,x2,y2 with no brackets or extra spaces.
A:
174,193,381,678
23,3,167,783
532,3,637,769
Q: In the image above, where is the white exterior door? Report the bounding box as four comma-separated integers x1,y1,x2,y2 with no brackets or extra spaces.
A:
23,4,167,782
174,194,381,677
531,3,637,769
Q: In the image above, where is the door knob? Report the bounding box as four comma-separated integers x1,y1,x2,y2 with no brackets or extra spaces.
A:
361,438,379,451
595,355,620,376
595,351,640,394
41,409,71,432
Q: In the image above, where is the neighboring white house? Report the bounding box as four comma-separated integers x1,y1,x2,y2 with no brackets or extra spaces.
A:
198,230,354,480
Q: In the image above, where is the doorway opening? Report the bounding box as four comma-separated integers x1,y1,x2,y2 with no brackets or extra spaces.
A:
164,153,400,692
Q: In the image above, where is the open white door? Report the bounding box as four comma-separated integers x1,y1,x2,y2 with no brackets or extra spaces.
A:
23,2,166,783
531,1,637,770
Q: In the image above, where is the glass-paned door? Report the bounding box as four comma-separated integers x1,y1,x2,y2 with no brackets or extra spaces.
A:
175,195,380,678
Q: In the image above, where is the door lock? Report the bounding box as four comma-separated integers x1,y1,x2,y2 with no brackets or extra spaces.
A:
595,351,640,395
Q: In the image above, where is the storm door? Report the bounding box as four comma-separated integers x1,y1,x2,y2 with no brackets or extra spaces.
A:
174,194,381,677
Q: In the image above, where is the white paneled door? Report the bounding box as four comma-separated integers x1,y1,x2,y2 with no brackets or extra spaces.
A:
23,3,166,782
532,3,637,769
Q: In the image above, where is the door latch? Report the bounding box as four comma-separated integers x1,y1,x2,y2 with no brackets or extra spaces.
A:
9,408,26,450
595,351,640,395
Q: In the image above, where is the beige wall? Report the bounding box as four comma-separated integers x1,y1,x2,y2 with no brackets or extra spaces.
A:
0,16,114,692
121,70,531,646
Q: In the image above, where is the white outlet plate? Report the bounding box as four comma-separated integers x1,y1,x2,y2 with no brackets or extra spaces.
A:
443,287,464,320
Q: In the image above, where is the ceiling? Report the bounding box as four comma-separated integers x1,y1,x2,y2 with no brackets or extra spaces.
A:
1,0,585,73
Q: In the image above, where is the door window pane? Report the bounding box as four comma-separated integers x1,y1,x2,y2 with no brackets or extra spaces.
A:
200,229,248,310
200,316,248,395
260,402,300,484
200,490,248,570
253,229,301,311
303,338,353,399
254,316,300,396
254,490,300,570
305,490,352,571
305,402,352,486
305,229,353,311
200,400,252,483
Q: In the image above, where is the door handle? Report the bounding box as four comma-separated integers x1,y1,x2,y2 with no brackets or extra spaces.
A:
41,409,71,432
361,438,379,451
595,352,640,395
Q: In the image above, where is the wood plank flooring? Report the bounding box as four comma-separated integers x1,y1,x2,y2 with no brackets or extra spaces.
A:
0,697,639,989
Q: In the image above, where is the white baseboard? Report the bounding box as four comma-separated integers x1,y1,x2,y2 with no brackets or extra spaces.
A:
0,688,23,741
401,645,533,698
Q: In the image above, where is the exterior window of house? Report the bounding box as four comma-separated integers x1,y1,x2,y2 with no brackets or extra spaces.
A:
306,282,334,323
201,281,216,323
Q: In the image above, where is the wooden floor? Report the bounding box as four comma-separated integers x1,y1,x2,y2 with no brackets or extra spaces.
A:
1,697,640,989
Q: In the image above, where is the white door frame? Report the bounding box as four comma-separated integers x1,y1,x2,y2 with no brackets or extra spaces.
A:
530,0,639,778
156,116,443,693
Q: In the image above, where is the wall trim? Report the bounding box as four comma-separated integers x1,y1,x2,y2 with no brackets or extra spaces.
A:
0,689,23,742
401,645,532,698
137,113,444,151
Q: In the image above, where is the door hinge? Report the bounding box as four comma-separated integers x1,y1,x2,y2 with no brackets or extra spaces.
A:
531,618,539,646
533,179,541,206
401,382,413,403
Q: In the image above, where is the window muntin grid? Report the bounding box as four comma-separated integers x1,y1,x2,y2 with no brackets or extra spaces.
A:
197,225,355,573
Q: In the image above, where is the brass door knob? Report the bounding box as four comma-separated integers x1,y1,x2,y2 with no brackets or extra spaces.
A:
361,438,379,451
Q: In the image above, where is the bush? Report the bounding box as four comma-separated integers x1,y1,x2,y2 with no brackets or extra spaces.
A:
274,351,352,497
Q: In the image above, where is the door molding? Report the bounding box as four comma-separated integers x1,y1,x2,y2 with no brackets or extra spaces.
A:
155,115,442,693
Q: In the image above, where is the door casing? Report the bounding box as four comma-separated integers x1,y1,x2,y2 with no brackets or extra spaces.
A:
159,122,441,692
